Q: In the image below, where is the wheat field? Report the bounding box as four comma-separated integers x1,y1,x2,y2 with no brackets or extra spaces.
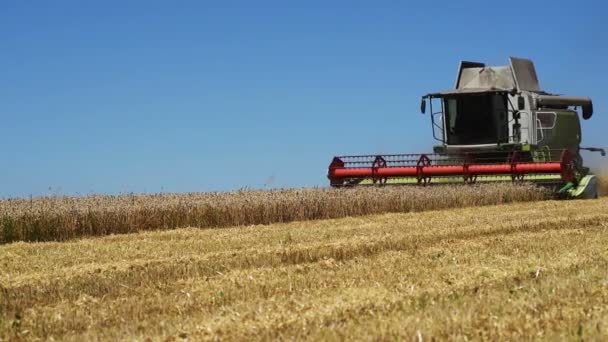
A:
0,183,546,244
1,197,608,341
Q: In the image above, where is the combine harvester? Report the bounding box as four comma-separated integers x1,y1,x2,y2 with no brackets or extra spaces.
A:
328,57,605,198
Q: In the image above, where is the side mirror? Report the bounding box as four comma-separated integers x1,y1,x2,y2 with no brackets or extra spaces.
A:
517,96,525,110
420,98,426,114
513,111,521,120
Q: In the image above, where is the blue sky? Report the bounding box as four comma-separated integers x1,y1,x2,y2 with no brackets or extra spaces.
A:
1,0,607,197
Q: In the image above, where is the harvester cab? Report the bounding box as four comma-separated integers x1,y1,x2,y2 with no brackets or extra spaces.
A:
328,57,604,199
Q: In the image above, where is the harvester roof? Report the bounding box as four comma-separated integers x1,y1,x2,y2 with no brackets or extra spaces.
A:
425,57,543,97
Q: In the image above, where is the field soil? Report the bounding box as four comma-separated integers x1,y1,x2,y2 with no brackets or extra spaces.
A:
2,198,608,341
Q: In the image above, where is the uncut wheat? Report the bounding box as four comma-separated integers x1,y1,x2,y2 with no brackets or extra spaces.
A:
0,184,546,243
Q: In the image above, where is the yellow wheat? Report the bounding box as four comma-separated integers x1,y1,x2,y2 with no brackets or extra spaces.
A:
0,184,546,243
1,198,607,341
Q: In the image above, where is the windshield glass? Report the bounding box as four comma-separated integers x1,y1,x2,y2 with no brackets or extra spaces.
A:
443,93,508,145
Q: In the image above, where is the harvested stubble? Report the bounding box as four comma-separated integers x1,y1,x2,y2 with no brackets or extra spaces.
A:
0,184,546,243
1,198,607,340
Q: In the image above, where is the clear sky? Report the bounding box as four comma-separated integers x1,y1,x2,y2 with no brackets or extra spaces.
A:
1,0,607,197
